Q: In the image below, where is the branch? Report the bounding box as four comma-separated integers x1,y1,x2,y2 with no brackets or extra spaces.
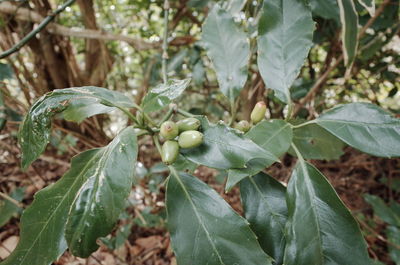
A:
0,2,196,51
0,0,76,59
293,0,392,115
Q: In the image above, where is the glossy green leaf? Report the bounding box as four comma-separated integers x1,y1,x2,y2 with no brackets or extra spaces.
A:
246,120,293,158
226,120,292,191
240,173,288,265
315,103,400,158
284,159,371,265
309,0,339,22
18,86,136,170
337,0,359,67
65,127,138,257
257,0,314,103
202,4,250,101
166,169,273,265
141,79,190,113
0,188,24,227
0,90,5,131
1,127,137,265
181,117,278,170
364,194,400,226
387,226,400,265
290,123,345,160
358,0,375,16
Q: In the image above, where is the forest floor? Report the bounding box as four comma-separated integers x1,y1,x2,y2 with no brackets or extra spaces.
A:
0,123,399,265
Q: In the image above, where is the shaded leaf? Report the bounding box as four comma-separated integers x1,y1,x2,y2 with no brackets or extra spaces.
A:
387,226,400,265
284,159,371,265
1,127,137,265
337,0,359,68
141,79,190,113
240,172,287,265
202,4,250,101
315,103,400,157
166,169,273,265
65,127,138,257
257,0,314,103
0,188,25,227
226,120,292,191
358,0,375,16
0,63,13,81
364,194,400,226
246,120,293,158
18,86,136,170
309,0,339,22
290,123,345,160
181,117,278,170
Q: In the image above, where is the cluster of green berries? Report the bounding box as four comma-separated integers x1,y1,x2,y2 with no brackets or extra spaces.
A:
234,101,267,132
160,118,203,165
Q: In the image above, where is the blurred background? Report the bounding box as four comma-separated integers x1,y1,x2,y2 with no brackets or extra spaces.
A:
0,0,399,264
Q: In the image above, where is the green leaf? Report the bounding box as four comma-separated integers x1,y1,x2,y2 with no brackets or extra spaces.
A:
65,127,138,257
246,120,293,158
257,0,314,103
309,0,339,22
0,188,25,227
240,173,288,265
387,226,400,265
284,159,371,265
181,117,278,170
226,120,292,191
141,79,190,113
166,169,273,265
358,0,375,16
337,0,359,68
18,86,136,170
0,127,137,265
315,103,400,158
364,194,400,226
290,123,345,160
226,0,247,15
0,63,13,81
202,4,250,101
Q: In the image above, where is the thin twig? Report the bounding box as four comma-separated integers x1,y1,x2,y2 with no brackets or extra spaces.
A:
162,0,170,84
0,0,76,59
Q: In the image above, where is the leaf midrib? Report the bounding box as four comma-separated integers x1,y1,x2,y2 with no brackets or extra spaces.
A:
171,171,226,265
297,160,325,264
17,151,101,264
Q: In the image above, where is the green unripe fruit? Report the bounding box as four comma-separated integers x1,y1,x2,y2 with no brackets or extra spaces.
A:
235,120,251,133
178,130,204,148
250,101,267,124
160,121,179,140
161,140,179,165
177,117,201,132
